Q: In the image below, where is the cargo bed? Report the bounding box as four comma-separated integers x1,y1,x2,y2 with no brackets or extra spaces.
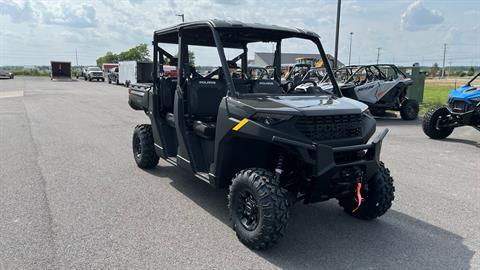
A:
128,83,153,110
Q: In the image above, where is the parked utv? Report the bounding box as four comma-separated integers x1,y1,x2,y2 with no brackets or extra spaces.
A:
319,64,419,120
281,63,312,91
128,20,395,250
423,72,480,139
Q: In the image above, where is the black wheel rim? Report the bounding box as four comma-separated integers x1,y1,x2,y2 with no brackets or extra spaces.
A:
133,135,142,159
236,190,259,231
408,107,415,116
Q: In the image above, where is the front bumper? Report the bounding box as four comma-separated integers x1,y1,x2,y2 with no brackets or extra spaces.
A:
443,105,480,127
272,128,389,203
89,74,104,79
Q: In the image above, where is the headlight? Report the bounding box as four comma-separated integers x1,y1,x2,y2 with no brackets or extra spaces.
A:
470,97,480,104
251,113,293,125
363,108,372,116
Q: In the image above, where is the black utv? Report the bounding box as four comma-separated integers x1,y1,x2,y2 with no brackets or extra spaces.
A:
128,20,395,250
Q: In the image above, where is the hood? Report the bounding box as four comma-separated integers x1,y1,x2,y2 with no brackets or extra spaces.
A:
449,85,480,100
228,95,368,116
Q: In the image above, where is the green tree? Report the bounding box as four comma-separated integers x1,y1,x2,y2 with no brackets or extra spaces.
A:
96,51,119,67
467,66,475,76
96,44,151,67
173,51,195,66
431,62,439,77
118,43,150,62
188,51,195,65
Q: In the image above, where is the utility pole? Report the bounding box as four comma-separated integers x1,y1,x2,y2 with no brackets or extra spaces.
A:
176,14,185,22
334,0,341,69
75,48,79,66
348,32,353,66
448,61,452,77
441,43,447,78
376,47,381,64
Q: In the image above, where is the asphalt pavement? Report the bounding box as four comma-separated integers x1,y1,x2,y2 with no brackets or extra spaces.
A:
0,76,479,269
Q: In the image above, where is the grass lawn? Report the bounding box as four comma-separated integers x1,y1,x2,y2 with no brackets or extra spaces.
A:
420,84,452,114
418,78,471,115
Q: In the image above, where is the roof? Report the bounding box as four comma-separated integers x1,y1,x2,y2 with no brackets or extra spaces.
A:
341,64,398,68
154,19,319,48
252,52,342,67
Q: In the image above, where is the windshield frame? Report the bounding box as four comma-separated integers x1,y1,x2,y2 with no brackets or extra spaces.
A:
212,28,343,98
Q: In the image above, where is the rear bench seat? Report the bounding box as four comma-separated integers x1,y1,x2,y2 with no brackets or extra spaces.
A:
160,77,177,127
251,80,283,94
188,78,226,139
165,78,278,139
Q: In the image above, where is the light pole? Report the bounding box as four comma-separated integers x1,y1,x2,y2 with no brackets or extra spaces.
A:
176,14,185,22
334,0,341,69
441,43,447,78
376,47,381,64
348,32,353,66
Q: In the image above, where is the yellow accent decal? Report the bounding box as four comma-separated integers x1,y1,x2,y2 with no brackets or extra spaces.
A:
232,118,249,131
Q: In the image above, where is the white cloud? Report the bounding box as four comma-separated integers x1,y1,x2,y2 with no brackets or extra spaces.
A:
42,4,98,28
464,10,480,16
128,0,145,5
444,27,461,44
0,0,35,22
400,0,444,31
0,0,478,67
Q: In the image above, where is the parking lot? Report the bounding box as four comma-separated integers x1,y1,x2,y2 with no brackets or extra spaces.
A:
0,76,479,269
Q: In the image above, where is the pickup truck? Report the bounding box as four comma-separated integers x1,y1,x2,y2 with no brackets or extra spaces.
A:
84,66,105,82
0,70,14,79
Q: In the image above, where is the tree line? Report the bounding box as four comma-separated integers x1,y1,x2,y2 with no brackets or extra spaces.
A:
96,44,150,67
96,44,196,67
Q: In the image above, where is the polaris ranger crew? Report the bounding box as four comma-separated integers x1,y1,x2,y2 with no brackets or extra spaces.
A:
128,20,395,250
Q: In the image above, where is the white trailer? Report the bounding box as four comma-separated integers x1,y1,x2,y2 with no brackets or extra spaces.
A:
118,61,153,87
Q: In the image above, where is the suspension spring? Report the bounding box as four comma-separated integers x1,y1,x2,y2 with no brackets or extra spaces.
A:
274,154,284,183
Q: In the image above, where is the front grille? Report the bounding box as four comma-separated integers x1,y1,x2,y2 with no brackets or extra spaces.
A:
93,72,103,76
295,114,363,141
449,100,475,113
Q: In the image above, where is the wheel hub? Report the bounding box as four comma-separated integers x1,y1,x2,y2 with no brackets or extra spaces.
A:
133,136,142,158
237,191,259,231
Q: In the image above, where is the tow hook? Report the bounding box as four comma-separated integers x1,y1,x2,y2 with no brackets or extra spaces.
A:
352,171,365,213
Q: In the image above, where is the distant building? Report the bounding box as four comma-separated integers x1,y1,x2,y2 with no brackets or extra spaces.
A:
251,52,342,68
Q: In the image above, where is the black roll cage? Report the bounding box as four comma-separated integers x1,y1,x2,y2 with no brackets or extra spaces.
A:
335,64,406,84
152,21,342,97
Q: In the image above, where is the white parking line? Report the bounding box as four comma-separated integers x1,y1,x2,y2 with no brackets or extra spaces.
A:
0,90,23,99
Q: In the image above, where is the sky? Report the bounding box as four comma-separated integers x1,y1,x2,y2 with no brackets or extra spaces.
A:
0,0,479,67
